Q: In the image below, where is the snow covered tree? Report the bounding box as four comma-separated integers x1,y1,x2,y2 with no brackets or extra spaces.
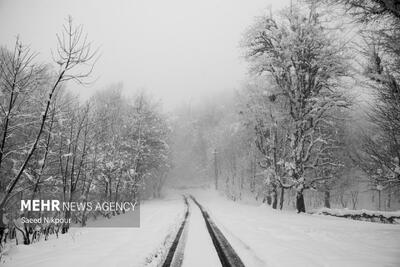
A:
0,16,97,241
240,77,290,209
330,0,400,192
243,5,350,212
124,92,171,199
326,0,400,22
54,98,92,233
0,42,48,202
0,16,96,208
89,87,171,204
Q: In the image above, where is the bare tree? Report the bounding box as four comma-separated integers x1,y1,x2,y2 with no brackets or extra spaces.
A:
327,0,400,22
0,16,97,215
350,190,359,209
0,40,46,188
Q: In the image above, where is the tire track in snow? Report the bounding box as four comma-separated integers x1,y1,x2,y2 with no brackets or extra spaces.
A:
189,195,245,267
162,195,190,267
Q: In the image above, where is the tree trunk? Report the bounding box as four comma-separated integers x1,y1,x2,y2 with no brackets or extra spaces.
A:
250,158,256,194
279,187,284,210
296,190,306,213
23,225,31,245
378,190,381,210
271,186,277,209
0,209,6,244
62,209,71,234
324,191,331,208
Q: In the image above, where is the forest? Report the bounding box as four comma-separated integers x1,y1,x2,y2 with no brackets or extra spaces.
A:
0,0,399,252
170,0,400,214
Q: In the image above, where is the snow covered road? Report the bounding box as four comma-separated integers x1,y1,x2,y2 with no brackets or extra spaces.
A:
162,195,246,267
3,190,400,267
191,190,400,267
180,197,221,267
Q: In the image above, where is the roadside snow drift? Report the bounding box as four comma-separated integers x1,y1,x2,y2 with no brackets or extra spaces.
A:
2,195,185,267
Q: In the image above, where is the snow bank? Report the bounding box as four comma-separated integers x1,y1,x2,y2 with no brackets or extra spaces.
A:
312,208,400,224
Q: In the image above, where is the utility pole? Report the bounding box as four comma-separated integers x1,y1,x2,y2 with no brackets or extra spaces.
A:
213,149,218,190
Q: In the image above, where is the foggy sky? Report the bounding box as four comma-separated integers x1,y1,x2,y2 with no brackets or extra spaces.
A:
0,0,289,110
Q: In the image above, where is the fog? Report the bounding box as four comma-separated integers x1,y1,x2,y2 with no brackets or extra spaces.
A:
0,0,289,109
1,2,400,265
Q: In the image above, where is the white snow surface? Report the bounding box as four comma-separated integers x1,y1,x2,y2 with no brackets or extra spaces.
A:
2,195,185,267
3,189,400,267
181,198,220,267
188,189,400,267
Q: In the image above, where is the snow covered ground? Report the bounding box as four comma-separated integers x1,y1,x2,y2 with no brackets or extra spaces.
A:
190,189,400,267
2,195,185,267
2,189,400,267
